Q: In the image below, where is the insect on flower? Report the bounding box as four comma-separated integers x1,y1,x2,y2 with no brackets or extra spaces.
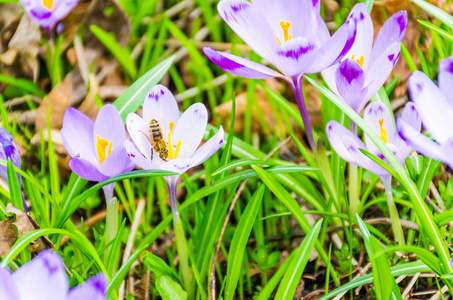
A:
143,119,169,162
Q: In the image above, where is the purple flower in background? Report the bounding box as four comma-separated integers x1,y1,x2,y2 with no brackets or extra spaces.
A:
0,249,107,300
397,57,453,170
327,101,420,179
203,0,358,149
322,5,407,115
61,104,135,201
0,128,27,212
19,0,78,38
125,85,224,211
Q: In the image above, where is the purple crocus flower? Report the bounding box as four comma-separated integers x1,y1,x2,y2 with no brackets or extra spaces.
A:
397,57,453,170
0,128,28,212
124,85,224,212
19,0,78,38
61,104,135,201
0,249,107,300
203,0,358,149
326,101,420,179
322,5,407,115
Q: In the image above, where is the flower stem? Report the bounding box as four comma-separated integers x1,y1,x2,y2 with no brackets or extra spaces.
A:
348,122,361,216
382,176,405,246
291,77,316,149
166,177,191,295
104,184,119,277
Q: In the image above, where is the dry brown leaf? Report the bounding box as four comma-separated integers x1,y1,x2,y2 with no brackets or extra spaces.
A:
78,73,99,120
0,204,53,257
35,75,73,130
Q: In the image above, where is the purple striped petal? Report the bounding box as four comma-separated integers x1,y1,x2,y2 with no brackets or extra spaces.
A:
68,274,107,300
53,0,79,21
93,104,126,152
190,126,224,167
363,102,395,152
395,102,421,158
0,268,19,300
61,107,97,166
364,42,401,100
126,113,152,161
124,140,156,170
334,59,367,112
438,56,453,105
161,158,195,175
370,11,407,64
408,71,453,143
99,145,135,177
326,120,369,170
69,157,108,182
12,250,68,300
273,37,317,77
397,118,451,167
203,48,281,79
172,103,207,159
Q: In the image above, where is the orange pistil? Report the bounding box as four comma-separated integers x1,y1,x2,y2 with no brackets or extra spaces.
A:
378,118,388,144
96,136,112,164
277,21,292,45
351,54,364,68
43,0,53,10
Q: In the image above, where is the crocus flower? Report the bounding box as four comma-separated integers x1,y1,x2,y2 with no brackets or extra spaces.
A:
19,0,78,38
124,85,224,210
0,249,107,300
0,128,27,212
397,57,453,170
322,5,407,116
327,101,420,245
203,0,358,149
61,104,135,201
326,101,420,179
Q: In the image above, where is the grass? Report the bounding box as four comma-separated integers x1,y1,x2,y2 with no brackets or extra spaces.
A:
2,0,453,299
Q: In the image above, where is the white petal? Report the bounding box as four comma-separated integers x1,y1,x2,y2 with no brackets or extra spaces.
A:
126,113,152,160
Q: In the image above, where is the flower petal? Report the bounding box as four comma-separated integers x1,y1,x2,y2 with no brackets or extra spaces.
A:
363,102,395,152
397,118,448,165
13,250,68,300
53,0,79,22
217,0,276,61
61,107,97,165
203,47,281,79
408,71,453,143
326,120,369,170
99,144,135,177
370,11,407,64
172,103,208,159
126,113,152,161
304,15,356,73
68,274,107,300
0,267,19,300
25,5,59,29
69,157,107,182
438,56,453,105
142,85,180,135
273,37,317,77
190,126,224,167
364,42,401,100
93,104,126,153
334,59,367,112
124,140,156,170
161,158,195,174
395,102,421,157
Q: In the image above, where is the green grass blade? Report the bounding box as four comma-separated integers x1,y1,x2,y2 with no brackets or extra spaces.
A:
113,56,175,122
224,185,265,300
0,74,45,97
275,219,323,299
412,0,453,30
7,158,23,211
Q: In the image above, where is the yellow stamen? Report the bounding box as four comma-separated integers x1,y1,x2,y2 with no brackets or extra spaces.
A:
351,54,364,68
174,140,182,159
96,136,112,164
276,37,282,45
167,122,175,160
279,21,292,42
378,118,388,144
43,0,53,10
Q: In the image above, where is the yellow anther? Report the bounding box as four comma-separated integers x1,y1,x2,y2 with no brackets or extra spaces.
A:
351,55,364,68
174,140,182,159
96,136,112,165
378,118,388,144
276,37,282,45
279,21,292,42
43,0,53,10
167,122,175,160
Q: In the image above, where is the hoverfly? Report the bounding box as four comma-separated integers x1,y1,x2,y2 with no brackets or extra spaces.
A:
142,119,169,162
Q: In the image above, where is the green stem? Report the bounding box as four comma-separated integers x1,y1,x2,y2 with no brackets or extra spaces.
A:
382,176,405,246
166,176,192,296
348,164,360,216
104,184,119,277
